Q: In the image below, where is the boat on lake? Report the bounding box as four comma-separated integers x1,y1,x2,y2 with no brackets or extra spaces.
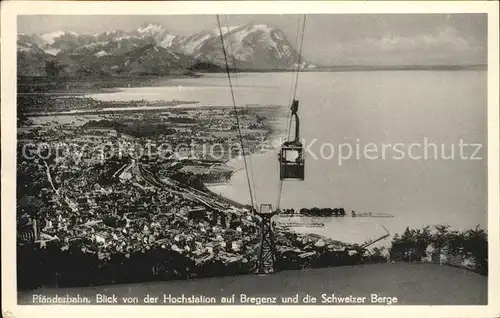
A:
351,211,394,218
276,221,325,228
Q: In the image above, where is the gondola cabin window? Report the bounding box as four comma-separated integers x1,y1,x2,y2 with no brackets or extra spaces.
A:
259,204,274,215
282,148,301,162
279,146,305,180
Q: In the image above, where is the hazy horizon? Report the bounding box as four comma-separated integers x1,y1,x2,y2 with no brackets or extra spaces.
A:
18,14,487,67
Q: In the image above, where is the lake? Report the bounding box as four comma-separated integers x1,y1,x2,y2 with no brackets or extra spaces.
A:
88,71,488,245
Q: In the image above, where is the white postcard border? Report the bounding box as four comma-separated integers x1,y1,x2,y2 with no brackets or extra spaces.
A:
2,1,499,318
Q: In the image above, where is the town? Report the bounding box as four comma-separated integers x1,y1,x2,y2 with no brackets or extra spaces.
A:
17,99,364,289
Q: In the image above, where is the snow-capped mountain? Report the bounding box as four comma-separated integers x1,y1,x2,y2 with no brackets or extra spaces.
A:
121,43,193,75
34,31,96,56
72,36,153,56
17,34,46,54
135,23,177,48
17,34,57,77
171,24,314,70
17,23,313,77
40,31,78,45
22,24,176,57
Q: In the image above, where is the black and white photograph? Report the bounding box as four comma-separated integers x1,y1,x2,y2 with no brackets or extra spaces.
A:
1,1,499,317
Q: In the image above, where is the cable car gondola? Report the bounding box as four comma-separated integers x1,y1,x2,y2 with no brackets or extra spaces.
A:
279,99,305,180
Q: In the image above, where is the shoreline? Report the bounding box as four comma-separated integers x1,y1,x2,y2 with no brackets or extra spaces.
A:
25,103,286,118
205,130,287,207
25,104,197,117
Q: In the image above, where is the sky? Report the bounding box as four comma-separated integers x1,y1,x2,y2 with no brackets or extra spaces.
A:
17,14,487,66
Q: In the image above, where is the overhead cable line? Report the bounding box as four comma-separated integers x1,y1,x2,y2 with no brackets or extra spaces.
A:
223,15,258,206
216,15,256,210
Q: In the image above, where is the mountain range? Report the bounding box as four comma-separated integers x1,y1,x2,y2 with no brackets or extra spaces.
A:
17,23,315,77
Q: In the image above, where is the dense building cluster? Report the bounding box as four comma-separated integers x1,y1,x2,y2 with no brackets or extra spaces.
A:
16,103,291,288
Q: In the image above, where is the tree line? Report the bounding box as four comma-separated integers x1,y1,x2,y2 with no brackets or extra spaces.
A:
387,225,487,275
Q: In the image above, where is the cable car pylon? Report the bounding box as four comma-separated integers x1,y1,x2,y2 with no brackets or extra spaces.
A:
255,204,278,274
